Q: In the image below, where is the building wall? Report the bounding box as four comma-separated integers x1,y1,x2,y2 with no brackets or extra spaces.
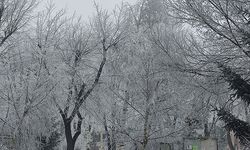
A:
201,138,217,150
184,138,217,150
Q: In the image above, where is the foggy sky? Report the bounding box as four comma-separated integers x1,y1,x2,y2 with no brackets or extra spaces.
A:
51,0,137,20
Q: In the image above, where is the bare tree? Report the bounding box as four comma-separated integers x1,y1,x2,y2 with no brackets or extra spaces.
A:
0,0,37,51
51,4,129,149
166,0,250,148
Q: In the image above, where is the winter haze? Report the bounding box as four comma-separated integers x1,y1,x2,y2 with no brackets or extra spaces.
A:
0,0,249,150
52,0,137,19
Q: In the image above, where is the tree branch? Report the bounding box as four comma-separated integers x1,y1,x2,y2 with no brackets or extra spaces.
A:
69,49,107,121
72,112,83,142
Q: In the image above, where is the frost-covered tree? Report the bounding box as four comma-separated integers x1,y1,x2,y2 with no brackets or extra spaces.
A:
167,0,250,148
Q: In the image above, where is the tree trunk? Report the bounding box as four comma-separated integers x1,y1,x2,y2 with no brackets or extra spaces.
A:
15,127,23,150
64,119,76,150
111,103,117,150
62,112,83,150
111,125,116,150
204,124,210,137
66,140,75,150
120,91,129,148
104,114,112,150
142,107,149,150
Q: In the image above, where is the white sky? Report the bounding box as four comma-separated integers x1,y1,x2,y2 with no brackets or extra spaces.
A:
50,0,137,20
